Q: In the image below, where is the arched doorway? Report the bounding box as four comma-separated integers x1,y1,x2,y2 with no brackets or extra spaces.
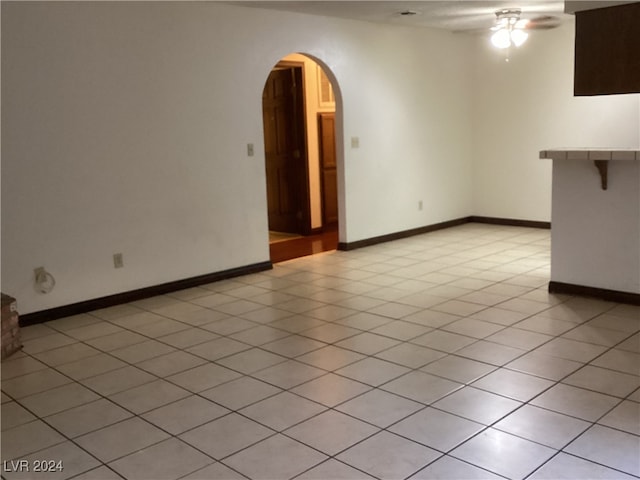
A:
262,53,341,263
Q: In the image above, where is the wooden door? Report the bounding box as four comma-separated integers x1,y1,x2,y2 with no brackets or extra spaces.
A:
263,67,307,234
318,112,338,225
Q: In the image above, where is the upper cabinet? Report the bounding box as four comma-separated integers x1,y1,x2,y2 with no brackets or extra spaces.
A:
571,2,640,96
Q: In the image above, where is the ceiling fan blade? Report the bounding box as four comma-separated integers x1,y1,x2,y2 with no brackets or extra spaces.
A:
525,15,562,30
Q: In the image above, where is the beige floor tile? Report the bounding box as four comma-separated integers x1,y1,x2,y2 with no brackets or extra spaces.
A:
472,368,554,401
592,349,640,376
598,400,640,435
285,410,378,455
150,302,205,320
563,365,640,398
389,407,484,452
431,300,487,317
267,314,325,333
179,413,273,459
432,386,521,425
441,318,505,339
1,356,49,380
142,395,229,435
45,313,102,332
455,340,526,366
157,327,219,348
170,307,229,326
486,327,553,350
334,332,401,355
44,398,132,438
562,324,632,347
166,363,241,392
56,353,127,380
109,438,212,480
1,420,66,460
19,324,58,341
110,339,176,364
616,333,640,353
260,335,326,357
410,330,476,353
1,402,36,431
335,357,410,386
182,462,246,480
336,389,423,428
565,425,640,477
252,360,326,389
81,365,156,396
296,345,365,371
108,379,190,414
186,337,251,361
506,351,583,380
301,323,360,343
20,383,100,417
136,350,207,377
401,309,461,328
374,343,445,368
240,391,326,431
129,318,191,338
224,434,327,479
215,347,287,374
32,343,102,367
90,304,143,320
421,355,496,384
201,376,282,410
72,466,126,479
229,325,290,346
337,431,440,479
76,417,170,463
370,320,433,341
514,315,577,335
410,455,504,479
84,330,148,352
64,322,125,341
296,459,376,479
291,373,371,407
494,405,590,449
468,307,529,326
198,316,256,335
531,384,621,422
529,452,637,480
382,371,462,404
451,428,555,479
1,368,72,399
21,333,77,355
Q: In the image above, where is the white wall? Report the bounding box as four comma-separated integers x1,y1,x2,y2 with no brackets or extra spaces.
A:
471,20,640,222
1,2,474,314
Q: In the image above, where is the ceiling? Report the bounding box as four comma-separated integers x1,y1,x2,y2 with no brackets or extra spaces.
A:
229,1,573,32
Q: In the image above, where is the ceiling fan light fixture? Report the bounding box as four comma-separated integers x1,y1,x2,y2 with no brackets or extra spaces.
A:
491,28,511,49
510,29,528,47
490,8,529,50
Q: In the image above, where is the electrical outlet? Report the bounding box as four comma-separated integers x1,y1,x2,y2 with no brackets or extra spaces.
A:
113,253,124,268
351,136,360,149
418,200,423,211
247,143,254,157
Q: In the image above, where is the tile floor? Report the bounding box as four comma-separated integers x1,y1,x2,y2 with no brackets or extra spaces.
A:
1,223,639,480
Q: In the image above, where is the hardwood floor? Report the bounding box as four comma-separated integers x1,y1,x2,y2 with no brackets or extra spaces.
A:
269,226,338,263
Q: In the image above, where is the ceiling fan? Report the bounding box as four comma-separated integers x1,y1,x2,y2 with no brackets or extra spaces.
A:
488,8,561,49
